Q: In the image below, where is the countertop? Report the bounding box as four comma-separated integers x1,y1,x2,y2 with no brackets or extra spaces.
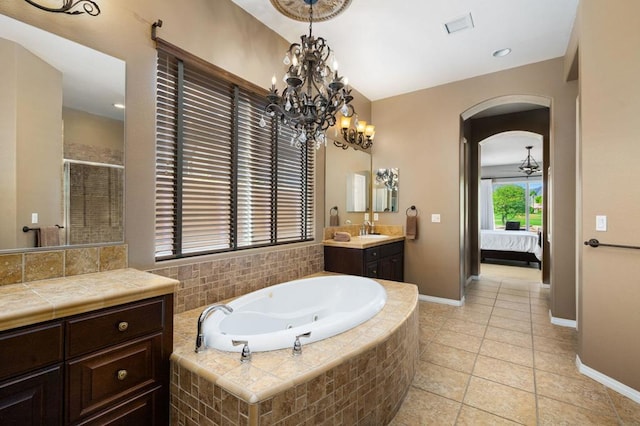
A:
322,234,405,249
0,268,178,332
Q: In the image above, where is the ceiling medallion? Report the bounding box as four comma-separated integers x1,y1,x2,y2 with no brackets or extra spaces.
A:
270,0,352,22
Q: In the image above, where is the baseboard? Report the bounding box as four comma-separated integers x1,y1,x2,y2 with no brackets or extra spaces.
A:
467,276,479,286
548,310,577,328
419,294,465,307
541,283,550,289
576,355,640,404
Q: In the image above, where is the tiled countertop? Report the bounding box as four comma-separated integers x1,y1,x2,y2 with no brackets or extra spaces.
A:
322,234,406,249
171,274,418,404
0,268,178,332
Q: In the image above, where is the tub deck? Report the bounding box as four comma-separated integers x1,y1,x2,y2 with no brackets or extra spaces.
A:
170,273,419,425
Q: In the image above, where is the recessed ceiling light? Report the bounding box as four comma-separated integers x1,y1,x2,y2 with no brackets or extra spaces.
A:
492,48,512,57
113,103,125,109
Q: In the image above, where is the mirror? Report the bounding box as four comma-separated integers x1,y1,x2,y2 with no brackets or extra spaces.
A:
324,141,371,226
373,168,399,212
0,14,125,250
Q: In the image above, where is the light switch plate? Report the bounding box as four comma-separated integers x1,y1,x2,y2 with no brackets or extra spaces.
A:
31,213,38,224
431,214,441,223
596,215,607,231
373,213,379,221
364,213,369,221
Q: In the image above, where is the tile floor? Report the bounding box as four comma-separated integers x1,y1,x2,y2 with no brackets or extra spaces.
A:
390,264,640,425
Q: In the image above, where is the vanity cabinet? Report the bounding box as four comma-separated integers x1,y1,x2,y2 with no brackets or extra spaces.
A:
0,294,173,426
324,241,404,282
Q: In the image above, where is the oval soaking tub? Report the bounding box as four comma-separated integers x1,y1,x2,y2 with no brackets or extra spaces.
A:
202,275,386,352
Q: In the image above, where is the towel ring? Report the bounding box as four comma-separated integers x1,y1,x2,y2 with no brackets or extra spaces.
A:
406,206,418,217
330,206,339,216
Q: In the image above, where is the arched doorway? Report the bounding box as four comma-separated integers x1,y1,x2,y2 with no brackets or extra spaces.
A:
460,96,551,291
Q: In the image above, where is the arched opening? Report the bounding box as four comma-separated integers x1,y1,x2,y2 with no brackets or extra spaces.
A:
460,96,551,292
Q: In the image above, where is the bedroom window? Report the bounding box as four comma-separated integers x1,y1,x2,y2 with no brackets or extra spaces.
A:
154,43,315,260
492,179,542,230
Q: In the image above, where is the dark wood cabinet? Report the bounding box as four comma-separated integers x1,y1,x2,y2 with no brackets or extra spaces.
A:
0,294,172,426
325,241,404,282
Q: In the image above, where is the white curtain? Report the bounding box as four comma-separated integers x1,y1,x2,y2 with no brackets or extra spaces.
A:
480,179,495,230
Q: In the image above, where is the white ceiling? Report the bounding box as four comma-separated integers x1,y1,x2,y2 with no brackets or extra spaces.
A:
231,0,579,101
480,131,542,168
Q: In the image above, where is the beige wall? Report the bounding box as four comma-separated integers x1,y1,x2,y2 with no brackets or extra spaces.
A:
578,0,640,392
63,107,124,165
371,58,578,311
0,38,62,249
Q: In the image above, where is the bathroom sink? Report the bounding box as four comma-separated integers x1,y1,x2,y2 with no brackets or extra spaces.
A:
358,234,388,239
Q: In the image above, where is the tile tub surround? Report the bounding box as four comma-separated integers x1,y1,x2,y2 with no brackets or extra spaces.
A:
170,278,419,425
0,268,178,332
0,243,128,286
149,244,324,314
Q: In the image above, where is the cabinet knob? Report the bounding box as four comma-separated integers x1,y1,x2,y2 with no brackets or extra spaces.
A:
116,369,128,381
117,321,129,332
372,252,377,256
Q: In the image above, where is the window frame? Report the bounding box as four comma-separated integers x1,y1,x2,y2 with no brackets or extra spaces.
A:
154,39,315,261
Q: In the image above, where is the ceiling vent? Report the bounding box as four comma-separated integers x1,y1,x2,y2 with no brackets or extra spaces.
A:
444,13,474,34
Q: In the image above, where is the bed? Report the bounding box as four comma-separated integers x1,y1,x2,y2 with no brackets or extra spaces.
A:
480,229,542,269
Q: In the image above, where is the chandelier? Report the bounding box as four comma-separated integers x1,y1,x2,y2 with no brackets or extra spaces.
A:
263,0,355,149
519,145,540,175
23,0,100,16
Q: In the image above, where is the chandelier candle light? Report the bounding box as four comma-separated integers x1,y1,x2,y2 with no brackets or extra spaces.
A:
519,145,540,175
263,0,356,149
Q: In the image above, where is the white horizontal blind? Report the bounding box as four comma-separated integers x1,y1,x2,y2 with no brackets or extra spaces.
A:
155,45,314,260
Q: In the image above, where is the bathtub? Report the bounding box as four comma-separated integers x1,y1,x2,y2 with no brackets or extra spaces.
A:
202,275,387,352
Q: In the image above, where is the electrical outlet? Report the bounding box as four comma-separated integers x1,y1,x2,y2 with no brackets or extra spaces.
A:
364,213,369,221
373,213,379,221
431,214,441,223
31,213,38,224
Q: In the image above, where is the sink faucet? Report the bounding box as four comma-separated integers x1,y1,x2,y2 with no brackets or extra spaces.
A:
195,304,233,353
364,221,375,235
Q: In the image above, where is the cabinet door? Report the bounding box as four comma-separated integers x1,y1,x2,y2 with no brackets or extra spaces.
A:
365,261,379,278
0,365,62,425
385,253,404,281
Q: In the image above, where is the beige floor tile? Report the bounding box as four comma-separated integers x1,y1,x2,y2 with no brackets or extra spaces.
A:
419,310,448,327
420,342,477,374
419,301,458,316
534,350,582,379
479,339,534,367
532,321,577,343
492,307,532,322
464,295,495,307
472,355,535,392
500,281,534,291
537,395,619,425
456,404,520,425
496,292,529,304
464,376,536,425
465,288,498,299
535,370,616,415
388,386,460,426
531,312,551,325
441,318,487,338
485,326,533,349
529,295,549,306
461,301,494,314
498,287,530,298
489,315,532,334
412,361,470,402
419,323,442,344
446,309,491,325
533,335,577,356
433,329,483,353
530,303,550,315
494,299,530,313
607,388,640,425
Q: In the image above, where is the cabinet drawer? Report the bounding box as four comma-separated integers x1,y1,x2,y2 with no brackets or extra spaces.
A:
0,322,63,381
67,298,165,358
75,387,158,426
67,333,162,423
364,247,380,262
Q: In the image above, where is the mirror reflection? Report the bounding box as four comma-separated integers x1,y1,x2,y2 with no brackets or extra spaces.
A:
0,14,125,250
324,141,371,226
373,168,399,212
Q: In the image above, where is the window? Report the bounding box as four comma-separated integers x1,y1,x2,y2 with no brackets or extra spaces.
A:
155,42,314,260
491,179,543,231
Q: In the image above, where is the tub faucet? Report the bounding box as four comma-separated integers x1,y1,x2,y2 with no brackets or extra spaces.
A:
195,304,233,353
232,340,252,362
292,331,312,356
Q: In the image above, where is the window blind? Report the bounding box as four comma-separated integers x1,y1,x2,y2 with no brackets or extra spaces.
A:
155,44,314,260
